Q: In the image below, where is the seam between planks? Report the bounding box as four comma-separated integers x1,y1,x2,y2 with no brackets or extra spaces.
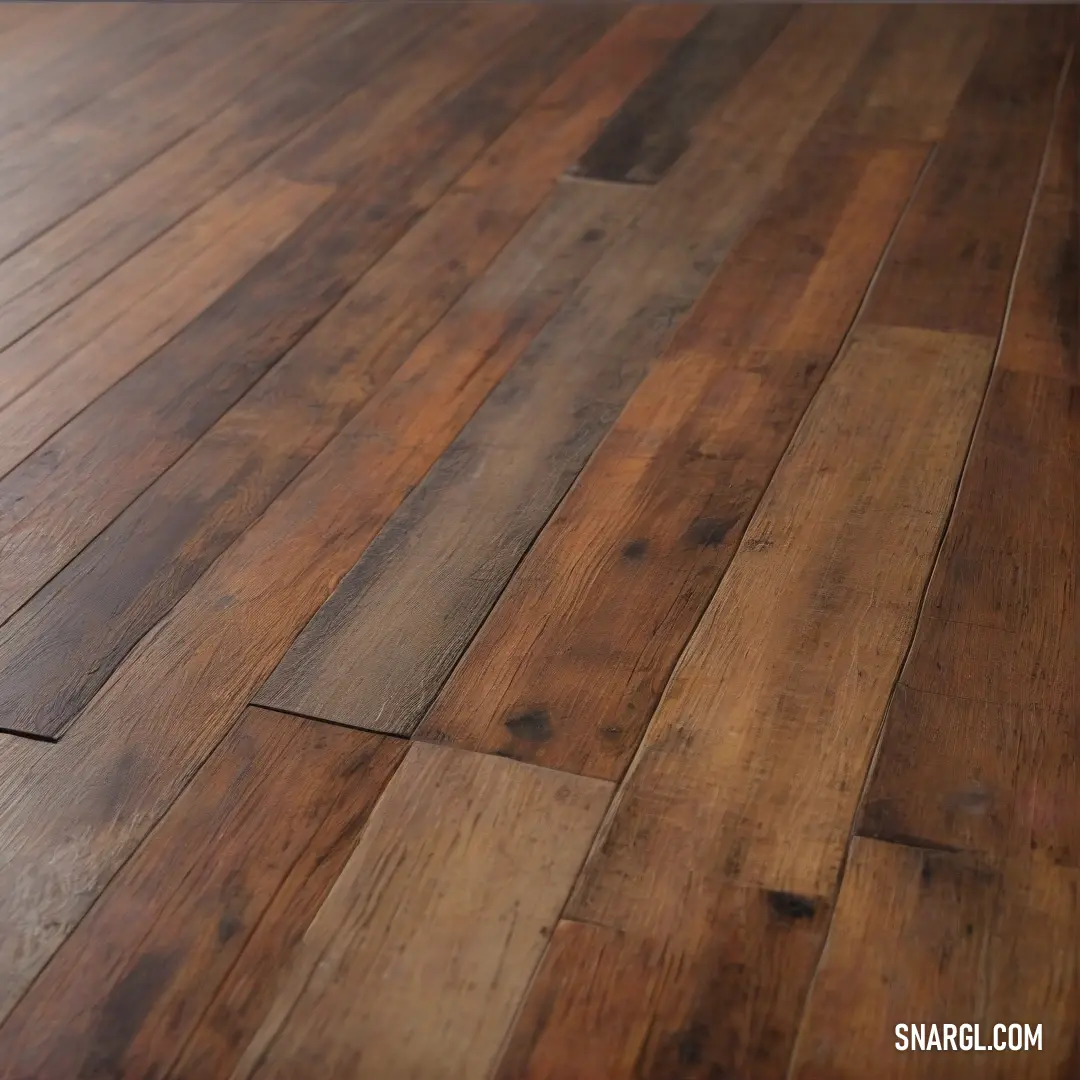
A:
783,42,1074,1080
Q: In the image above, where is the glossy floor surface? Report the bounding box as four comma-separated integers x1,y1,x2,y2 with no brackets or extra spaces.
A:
0,4,1076,1077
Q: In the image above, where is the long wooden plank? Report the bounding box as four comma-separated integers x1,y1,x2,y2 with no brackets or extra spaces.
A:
0,7,687,742
416,137,926,780
0,160,640,1014
0,172,334,474
492,324,993,1080
821,5,989,140
0,3,346,207
568,6,790,184
863,9,1067,337
0,2,455,360
230,743,611,1080
255,4,888,735
0,707,405,1080
789,839,1080,1079
0,7,604,632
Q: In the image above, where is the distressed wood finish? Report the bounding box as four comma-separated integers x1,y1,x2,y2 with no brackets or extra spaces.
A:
568,5,788,183
0,6,685,741
0,708,405,1080
790,839,1080,1079
492,324,993,1079
256,4,887,736
231,744,611,1080
417,137,926,779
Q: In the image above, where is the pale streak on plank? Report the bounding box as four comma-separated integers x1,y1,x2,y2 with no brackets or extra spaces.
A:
230,744,611,1080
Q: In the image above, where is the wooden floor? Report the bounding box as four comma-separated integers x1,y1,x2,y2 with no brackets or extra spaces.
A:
0,3,1076,1076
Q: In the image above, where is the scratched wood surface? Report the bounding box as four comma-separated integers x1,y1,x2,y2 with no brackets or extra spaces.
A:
0,5,1072,1078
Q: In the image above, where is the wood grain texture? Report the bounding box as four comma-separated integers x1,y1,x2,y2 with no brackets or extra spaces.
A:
416,137,927,779
495,325,993,1079
791,839,1080,1079
0,171,334,467
0,41,658,743
256,4,888,736
568,5,788,184
822,5,989,140
0,3,444,356
0,172,635,1016
0,708,405,1080
0,6,603,634
231,743,611,1080
864,10,1067,336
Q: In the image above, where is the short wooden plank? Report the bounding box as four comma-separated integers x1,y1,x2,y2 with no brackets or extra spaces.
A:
821,5,989,140
0,155,637,1015
790,838,1080,1079
495,325,993,1078
255,4,888,735
864,11,1067,336
0,707,405,1080
0,7,606,631
0,2,455,358
568,6,788,184
0,5,688,741
417,137,927,779
858,369,1080,861
230,743,611,1080
0,172,334,470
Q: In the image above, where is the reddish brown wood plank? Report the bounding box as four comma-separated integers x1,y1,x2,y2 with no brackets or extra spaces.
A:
0,707,405,1080
417,136,926,780
864,9,1067,336
0,3,451,358
790,839,1080,1079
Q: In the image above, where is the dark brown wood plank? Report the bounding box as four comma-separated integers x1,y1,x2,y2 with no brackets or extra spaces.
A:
864,9,1068,336
255,5,888,736
0,707,406,1080
568,5,789,184
231,743,611,1080
0,7,606,635
0,5,689,742
790,839,1080,1079
0,156,642,1015
416,137,926,779
0,3,475,399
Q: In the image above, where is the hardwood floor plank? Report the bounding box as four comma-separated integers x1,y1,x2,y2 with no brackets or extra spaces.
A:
0,3,450,360
568,5,788,184
230,743,611,1080
0,7,606,636
789,839,1080,1079
416,137,926,779
255,4,888,736
999,52,1077,382
0,172,334,471
0,4,345,210
864,10,1067,336
0,6,675,742
493,323,994,1078
0,707,405,1080
821,5,989,141
0,160,638,1015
